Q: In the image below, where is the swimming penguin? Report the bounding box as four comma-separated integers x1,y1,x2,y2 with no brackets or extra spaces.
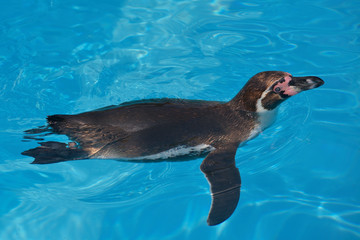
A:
22,71,324,226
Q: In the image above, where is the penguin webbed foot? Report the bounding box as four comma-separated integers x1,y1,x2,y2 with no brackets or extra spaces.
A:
21,141,88,164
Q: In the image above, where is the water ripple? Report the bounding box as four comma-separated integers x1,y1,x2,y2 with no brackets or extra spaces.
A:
238,96,313,175
243,191,360,239
1,0,360,239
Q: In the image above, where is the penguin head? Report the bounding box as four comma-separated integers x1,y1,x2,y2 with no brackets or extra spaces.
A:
232,71,324,112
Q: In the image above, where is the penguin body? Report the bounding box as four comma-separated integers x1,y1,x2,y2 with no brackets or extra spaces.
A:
22,71,324,225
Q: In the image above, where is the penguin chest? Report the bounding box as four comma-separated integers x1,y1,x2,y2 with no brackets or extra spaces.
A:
247,109,277,140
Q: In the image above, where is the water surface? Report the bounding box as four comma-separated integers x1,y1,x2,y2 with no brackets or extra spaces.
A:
0,0,359,239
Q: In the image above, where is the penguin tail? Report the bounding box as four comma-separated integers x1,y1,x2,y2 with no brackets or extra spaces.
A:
22,115,69,141
21,141,89,164
46,115,68,133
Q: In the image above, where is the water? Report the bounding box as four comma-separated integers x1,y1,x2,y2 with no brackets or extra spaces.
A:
1,0,359,239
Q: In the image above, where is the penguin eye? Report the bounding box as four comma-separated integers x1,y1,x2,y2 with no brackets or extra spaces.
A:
274,87,281,93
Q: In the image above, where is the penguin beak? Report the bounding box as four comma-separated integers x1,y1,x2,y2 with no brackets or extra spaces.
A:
289,76,324,92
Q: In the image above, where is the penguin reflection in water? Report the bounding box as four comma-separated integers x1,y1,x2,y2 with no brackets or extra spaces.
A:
22,71,324,226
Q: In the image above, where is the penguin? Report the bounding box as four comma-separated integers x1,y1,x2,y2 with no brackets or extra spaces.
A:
22,71,324,226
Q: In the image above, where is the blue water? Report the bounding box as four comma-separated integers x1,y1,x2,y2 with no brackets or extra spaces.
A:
1,0,360,239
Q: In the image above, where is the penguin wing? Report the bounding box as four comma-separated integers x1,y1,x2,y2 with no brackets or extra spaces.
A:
200,142,241,226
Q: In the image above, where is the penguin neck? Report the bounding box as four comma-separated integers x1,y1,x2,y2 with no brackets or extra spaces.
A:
228,85,263,112
228,86,278,130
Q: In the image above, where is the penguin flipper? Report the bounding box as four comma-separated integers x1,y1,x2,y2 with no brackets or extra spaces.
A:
21,141,89,164
200,143,241,226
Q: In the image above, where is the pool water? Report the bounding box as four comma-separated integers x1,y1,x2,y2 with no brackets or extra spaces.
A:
1,0,360,239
